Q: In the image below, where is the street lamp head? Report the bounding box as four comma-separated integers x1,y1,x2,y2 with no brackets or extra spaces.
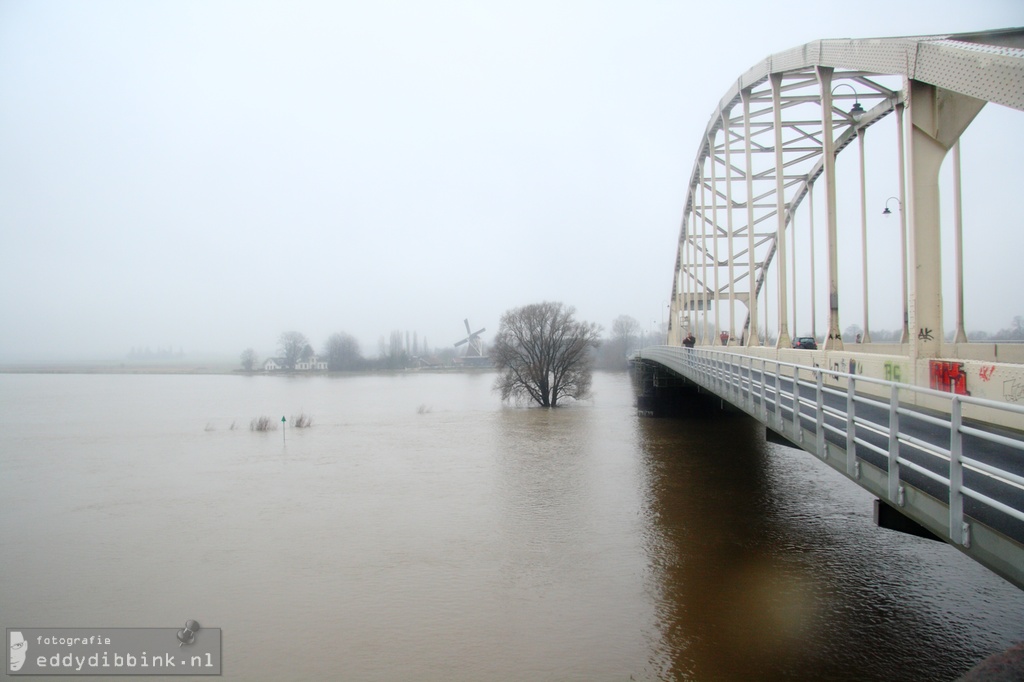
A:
883,196,901,216
831,83,863,123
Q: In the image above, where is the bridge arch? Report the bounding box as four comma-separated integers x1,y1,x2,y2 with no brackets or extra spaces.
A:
668,28,1024,368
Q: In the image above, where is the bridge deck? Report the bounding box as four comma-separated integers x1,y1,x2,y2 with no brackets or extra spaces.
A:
634,345,1024,589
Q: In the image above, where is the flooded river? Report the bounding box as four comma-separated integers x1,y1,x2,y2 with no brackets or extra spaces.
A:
1,370,1021,680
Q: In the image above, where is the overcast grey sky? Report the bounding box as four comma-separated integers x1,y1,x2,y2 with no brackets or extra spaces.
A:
1,0,1021,362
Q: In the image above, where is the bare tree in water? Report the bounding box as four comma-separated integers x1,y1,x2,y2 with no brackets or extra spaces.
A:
491,302,601,407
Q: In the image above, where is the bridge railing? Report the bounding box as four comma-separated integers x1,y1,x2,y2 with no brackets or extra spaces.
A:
637,346,1024,568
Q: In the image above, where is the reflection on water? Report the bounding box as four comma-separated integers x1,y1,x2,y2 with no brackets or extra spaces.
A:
0,371,1021,681
636,396,1024,681
638,413,815,679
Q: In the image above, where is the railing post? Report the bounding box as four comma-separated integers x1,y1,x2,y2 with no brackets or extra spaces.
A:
950,396,966,545
793,366,802,443
760,358,768,420
749,356,756,413
740,356,746,408
847,375,857,477
816,369,826,459
740,355,747,409
724,354,730,396
742,356,748,406
722,355,727,394
888,384,901,504
773,362,783,429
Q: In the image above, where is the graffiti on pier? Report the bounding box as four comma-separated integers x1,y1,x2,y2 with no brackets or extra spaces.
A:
884,362,903,383
979,365,996,382
1004,379,1024,403
918,327,935,342
930,360,970,396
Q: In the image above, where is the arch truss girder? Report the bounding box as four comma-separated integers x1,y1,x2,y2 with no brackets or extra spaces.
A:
668,29,1024,349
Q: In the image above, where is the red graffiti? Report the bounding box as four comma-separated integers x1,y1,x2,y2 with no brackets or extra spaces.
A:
979,365,996,382
930,360,970,396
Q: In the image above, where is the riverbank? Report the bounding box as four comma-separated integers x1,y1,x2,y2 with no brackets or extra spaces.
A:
0,363,495,375
0,362,237,375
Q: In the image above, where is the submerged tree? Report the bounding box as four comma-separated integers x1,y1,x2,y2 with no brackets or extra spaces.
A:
491,301,601,407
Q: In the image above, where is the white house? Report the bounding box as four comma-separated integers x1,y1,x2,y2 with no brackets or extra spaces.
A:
263,357,287,371
295,355,328,371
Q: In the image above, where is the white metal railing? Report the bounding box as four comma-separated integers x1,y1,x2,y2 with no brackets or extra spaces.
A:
636,346,1024,551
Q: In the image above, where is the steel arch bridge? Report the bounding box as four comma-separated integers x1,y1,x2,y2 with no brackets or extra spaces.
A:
667,28,1024,387
645,28,1024,589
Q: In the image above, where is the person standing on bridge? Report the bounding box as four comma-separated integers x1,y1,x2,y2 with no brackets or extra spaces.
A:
683,333,695,349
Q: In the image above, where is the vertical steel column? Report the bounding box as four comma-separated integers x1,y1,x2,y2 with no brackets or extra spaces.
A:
763,263,769,344
907,80,985,365
815,67,843,350
723,112,737,345
691,196,700,339
710,130,721,345
699,151,709,344
684,192,692,338
741,88,758,346
859,128,871,343
771,73,791,348
896,102,909,344
674,251,682,345
952,141,968,344
791,196,798,339
809,182,817,341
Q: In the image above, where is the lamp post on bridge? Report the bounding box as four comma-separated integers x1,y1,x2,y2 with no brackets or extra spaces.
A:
834,83,870,344
883,196,909,345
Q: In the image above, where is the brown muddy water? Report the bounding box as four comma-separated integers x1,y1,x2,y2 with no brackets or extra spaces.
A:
1,371,1022,680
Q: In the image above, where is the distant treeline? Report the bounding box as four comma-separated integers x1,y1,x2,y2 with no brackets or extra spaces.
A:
237,314,1024,372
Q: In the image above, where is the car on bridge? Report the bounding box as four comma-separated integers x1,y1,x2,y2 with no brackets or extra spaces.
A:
793,336,818,350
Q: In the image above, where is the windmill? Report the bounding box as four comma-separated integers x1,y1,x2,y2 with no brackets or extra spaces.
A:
454,318,486,358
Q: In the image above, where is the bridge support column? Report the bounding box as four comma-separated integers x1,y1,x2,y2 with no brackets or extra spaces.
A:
906,80,985,366
723,112,737,346
815,67,843,351
771,73,791,349
741,88,759,346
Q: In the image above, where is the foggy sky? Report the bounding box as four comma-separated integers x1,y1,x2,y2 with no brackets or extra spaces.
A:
1,1,1021,362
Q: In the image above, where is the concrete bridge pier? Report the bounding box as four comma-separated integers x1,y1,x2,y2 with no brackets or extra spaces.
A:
633,361,691,418
632,360,740,418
